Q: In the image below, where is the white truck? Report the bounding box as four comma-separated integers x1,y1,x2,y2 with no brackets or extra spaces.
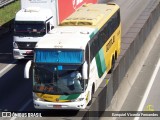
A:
13,0,97,59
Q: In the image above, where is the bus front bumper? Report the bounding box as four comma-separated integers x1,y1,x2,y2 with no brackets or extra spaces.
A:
33,99,87,110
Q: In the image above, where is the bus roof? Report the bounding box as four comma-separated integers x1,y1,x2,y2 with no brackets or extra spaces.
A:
35,26,96,49
60,3,119,29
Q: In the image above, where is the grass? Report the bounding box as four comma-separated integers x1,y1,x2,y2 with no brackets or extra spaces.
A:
0,0,20,26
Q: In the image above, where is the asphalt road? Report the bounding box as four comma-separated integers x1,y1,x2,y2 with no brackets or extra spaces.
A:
0,0,158,119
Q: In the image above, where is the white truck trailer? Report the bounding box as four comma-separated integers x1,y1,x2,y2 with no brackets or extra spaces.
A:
13,0,97,59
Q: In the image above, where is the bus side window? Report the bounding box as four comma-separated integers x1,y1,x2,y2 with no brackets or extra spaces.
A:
98,31,106,47
104,23,109,40
108,21,112,37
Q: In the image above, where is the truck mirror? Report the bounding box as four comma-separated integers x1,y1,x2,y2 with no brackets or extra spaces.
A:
82,61,88,80
24,60,32,79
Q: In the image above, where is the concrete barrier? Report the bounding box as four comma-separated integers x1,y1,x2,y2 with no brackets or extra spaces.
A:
79,1,160,119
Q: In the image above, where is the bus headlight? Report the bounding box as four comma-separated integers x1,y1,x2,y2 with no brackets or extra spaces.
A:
71,98,84,102
33,93,44,101
37,98,44,101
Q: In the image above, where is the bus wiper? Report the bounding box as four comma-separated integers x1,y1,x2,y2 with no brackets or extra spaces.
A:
38,66,53,73
63,91,71,95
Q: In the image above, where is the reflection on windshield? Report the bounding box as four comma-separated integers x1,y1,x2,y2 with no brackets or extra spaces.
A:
33,63,85,95
14,21,46,37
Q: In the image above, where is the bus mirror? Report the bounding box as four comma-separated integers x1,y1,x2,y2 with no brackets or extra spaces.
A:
51,26,54,30
24,60,32,79
82,61,88,79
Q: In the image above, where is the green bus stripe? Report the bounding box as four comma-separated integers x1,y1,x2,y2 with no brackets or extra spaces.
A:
96,54,102,77
59,94,80,100
99,49,107,73
96,49,106,78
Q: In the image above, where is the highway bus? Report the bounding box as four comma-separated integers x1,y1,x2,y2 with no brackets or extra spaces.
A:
24,3,121,109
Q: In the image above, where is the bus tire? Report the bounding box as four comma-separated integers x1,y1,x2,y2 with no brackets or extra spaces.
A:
108,56,115,74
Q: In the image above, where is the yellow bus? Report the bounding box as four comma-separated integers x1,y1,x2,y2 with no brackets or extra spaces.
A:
24,3,121,109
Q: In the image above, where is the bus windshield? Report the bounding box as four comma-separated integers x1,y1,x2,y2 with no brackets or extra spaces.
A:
33,63,85,95
14,21,46,37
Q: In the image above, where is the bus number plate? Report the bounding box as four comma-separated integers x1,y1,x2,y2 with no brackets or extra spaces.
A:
53,105,62,109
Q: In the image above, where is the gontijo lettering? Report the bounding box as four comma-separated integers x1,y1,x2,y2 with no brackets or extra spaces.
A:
106,38,115,52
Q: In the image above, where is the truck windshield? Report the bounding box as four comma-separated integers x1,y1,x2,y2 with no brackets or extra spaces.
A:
14,21,46,37
33,63,85,95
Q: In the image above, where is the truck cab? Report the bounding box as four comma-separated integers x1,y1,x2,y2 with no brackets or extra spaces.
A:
13,0,56,59
13,7,54,59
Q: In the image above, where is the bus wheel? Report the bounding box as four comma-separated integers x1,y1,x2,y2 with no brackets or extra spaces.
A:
108,57,115,74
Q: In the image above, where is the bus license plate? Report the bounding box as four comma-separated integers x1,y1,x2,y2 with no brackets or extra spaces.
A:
54,105,62,109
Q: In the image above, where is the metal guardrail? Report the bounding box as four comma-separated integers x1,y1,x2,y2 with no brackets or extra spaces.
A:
0,0,15,8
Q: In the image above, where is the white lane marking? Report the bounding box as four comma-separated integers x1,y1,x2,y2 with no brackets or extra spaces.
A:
10,117,17,120
10,99,32,120
18,99,32,112
134,57,160,120
0,53,12,54
0,60,32,120
0,60,17,78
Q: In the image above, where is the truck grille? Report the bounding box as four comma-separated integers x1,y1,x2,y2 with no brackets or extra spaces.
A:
16,42,37,50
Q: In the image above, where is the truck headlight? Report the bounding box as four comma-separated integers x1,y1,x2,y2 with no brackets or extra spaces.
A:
13,42,18,49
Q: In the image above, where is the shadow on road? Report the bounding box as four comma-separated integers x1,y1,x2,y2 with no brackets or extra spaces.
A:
0,19,15,64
